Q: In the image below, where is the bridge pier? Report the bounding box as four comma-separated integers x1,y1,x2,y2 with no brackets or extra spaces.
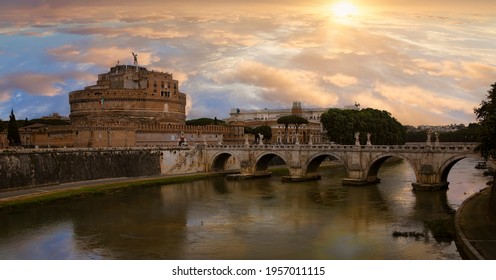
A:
228,164,273,180
412,182,449,191
411,165,450,191
342,178,380,186
282,175,321,182
341,166,381,185
226,172,272,180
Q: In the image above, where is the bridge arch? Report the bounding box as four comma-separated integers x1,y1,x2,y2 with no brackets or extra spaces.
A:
211,152,238,172
305,152,345,176
365,153,418,184
254,152,289,173
439,153,481,183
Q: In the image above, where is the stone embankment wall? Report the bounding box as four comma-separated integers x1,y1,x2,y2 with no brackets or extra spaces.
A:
0,148,164,191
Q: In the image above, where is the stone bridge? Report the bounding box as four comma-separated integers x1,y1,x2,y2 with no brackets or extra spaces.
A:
181,143,481,191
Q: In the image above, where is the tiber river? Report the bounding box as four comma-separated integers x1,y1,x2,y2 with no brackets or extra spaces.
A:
0,157,489,260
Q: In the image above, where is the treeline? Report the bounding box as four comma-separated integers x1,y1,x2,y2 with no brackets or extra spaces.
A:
185,117,225,126
0,118,70,132
405,123,481,143
320,108,405,145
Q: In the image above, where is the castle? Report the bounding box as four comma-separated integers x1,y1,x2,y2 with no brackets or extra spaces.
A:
1,60,244,148
69,64,187,127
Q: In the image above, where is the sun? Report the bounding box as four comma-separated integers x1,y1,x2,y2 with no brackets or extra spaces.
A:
331,1,359,17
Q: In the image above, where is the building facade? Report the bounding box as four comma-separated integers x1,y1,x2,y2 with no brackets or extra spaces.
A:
226,101,328,144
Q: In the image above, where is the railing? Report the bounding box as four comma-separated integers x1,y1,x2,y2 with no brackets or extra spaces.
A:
1,143,478,155
0,146,190,155
202,143,478,152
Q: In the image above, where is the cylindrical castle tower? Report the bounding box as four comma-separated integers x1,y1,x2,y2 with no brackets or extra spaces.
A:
69,64,187,126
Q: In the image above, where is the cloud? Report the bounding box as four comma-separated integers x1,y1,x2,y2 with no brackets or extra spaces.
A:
323,74,358,88
369,82,477,125
0,90,11,103
0,1,495,125
216,60,339,108
412,59,496,92
0,73,65,98
0,71,97,103
59,25,191,39
48,45,159,67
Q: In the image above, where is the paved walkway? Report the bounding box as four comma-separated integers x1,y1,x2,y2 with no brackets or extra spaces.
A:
455,186,496,259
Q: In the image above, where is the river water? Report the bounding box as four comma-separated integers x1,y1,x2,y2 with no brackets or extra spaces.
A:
0,158,489,260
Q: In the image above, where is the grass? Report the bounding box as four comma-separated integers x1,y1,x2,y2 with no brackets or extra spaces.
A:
0,173,221,213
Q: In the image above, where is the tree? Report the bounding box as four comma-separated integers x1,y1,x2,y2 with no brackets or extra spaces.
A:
474,83,496,160
185,118,225,126
7,109,21,146
277,115,308,144
244,125,272,143
255,125,272,143
474,82,496,221
320,108,405,145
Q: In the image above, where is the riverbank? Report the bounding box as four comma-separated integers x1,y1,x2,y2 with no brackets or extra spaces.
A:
0,173,223,212
455,186,496,259
0,163,345,212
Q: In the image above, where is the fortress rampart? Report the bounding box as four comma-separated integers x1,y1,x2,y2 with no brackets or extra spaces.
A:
0,148,164,191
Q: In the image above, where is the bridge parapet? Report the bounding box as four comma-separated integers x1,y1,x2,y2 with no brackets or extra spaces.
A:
202,143,477,154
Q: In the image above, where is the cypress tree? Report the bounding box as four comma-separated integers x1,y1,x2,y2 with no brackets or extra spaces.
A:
7,109,21,146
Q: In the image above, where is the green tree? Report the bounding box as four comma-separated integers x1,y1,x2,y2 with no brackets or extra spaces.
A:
474,82,496,221
438,123,481,143
276,115,308,144
474,83,496,160
244,125,272,143
255,125,272,143
405,130,428,142
321,108,405,145
7,109,21,146
185,118,225,126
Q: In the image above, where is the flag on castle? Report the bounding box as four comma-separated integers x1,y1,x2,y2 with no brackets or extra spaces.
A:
99,97,104,108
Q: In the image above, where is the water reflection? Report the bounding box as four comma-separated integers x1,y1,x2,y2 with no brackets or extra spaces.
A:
0,158,489,260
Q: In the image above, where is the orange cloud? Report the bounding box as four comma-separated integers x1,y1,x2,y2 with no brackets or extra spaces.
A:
216,61,339,107
48,45,159,67
323,74,358,88
0,73,65,97
375,83,473,113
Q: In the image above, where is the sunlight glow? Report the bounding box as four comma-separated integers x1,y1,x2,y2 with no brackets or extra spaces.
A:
332,1,359,17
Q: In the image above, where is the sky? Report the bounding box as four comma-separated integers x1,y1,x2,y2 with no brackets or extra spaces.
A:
0,0,495,126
